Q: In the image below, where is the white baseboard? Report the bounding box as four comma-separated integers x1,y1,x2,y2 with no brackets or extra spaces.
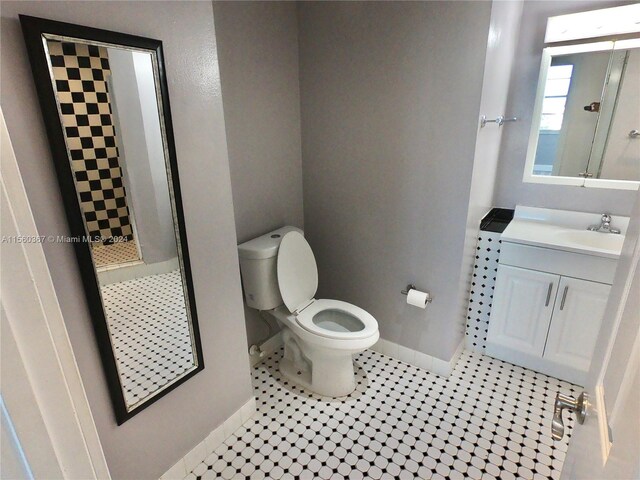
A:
432,340,464,377
249,331,284,367
98,257,179,285
160,397,257,479
370,338,464,377
250,332,466,377
255,332,464,377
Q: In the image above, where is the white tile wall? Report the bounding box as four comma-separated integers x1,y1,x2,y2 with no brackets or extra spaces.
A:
465,231,502,353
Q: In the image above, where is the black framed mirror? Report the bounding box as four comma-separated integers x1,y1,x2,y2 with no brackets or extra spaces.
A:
20,15,204,424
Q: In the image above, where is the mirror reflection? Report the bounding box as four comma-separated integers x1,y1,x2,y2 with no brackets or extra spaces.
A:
592,46,640,181
46,38,198,411
531,42,640,182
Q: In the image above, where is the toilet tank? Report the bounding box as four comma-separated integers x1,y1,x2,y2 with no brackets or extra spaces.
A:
237,226,303,310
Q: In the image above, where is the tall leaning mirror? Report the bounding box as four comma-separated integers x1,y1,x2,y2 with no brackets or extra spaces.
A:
20,15,204,424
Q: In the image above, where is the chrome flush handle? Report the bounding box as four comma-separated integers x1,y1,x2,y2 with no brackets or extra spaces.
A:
552,392,588,441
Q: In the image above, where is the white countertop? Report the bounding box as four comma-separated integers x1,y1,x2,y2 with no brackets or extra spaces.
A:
500,206,628,259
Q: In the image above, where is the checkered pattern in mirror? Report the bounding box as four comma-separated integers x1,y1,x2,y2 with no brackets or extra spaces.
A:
47,40,133,245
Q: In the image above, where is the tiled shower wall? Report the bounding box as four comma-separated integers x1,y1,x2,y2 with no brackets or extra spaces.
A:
465,231,502,353
48,40,133,245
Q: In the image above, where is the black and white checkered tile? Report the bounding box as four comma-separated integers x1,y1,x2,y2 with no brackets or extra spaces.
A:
101,270,195,408
465,232,502,353
92,239,140,267
47,40,133,245
187,347,579,480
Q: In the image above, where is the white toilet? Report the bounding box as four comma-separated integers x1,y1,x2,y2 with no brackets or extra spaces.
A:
238,227,379,397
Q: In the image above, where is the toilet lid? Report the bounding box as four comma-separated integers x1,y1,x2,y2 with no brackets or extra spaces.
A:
277,231,318,313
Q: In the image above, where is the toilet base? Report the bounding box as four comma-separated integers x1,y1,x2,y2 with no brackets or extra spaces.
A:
280,331,357,397
279,357,313,392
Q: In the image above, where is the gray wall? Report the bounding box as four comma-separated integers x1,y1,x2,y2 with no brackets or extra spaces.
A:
108,49,178,265
213,2,303,346
1,2,253,479
298,1,492,362
493,0,637,216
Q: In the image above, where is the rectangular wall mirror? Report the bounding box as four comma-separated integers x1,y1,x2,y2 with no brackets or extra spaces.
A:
20,15,204,424
524,39,640,190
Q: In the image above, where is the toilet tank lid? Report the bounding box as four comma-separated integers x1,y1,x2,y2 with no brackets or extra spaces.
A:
237,226,303,260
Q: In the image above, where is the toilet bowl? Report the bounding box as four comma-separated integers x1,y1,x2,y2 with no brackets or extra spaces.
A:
237,228,379,397
270,298,379,397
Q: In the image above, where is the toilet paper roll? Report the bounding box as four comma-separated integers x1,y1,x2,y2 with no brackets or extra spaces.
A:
406,288,430,309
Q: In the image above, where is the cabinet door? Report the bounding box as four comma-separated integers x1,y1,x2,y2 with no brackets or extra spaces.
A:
543,277,611,372
486,265,559,358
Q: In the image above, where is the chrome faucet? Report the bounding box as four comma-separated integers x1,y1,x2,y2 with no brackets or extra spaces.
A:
588,213,621,234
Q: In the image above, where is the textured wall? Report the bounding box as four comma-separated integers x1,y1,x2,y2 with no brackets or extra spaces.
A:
213,2,303,347
298,1,492,362
493,0,637,216
1,2,253,479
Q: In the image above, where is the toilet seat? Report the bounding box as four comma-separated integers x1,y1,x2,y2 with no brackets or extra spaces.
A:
295,299,378,340
277,231,377,342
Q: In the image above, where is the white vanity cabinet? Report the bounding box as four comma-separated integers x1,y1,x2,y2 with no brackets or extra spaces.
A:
543,277,610,372
486,241,616,385
487,265,558,358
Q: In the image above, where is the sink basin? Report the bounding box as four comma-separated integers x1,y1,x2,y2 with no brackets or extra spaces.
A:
501,219,625,258
553,230,624,252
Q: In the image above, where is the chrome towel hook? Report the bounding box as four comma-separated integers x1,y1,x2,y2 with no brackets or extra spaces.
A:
480,115,518,128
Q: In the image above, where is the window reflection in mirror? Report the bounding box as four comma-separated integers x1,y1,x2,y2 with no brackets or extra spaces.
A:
527,40,640,186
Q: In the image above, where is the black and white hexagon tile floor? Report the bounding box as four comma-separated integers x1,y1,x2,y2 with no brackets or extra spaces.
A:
102,270,194,408
187,348,579,480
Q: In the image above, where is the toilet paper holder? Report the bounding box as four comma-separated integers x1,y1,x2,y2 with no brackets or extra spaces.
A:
400,284,432,303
